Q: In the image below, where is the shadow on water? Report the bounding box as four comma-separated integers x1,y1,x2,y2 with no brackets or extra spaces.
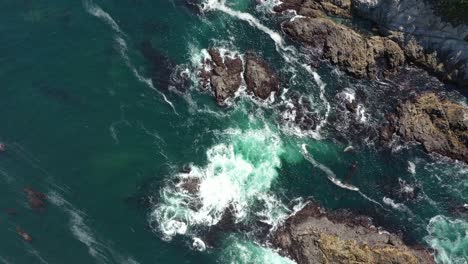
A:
138,40,174,90
34,80,86,107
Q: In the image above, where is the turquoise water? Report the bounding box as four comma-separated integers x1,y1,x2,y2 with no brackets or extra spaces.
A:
0,0,466,263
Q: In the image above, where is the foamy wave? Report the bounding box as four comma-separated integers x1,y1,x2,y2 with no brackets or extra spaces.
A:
222,236,296,264
425,215,468,264
201,0,286,49
382,197,411,213
151,127,288,240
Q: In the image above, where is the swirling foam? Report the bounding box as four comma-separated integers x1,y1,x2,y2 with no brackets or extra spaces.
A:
425,215,468,264
222,236,296,264
152,127,287,240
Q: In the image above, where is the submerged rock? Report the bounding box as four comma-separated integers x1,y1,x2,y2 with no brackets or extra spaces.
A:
272,202,435,264
24,187,47,210
244,54,279,99
383,93,468,163
282,16,405,79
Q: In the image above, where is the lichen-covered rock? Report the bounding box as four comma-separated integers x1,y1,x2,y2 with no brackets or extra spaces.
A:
352,0,468,87
387,93,468,163
272,202,435,264
282,16,405,79
274,0,351,17
244,54,279,99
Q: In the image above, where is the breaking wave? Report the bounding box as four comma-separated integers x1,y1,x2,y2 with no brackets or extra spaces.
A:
151,127,288,240
425,215,468,264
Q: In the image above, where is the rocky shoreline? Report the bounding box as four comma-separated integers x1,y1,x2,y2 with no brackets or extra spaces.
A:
380,92,468,163
274,0,468,87
271,202,435,264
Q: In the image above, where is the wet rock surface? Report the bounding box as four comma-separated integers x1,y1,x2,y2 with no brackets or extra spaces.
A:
206,48,244,104
272,202,435,264
282,16,405,79
352,0,468,87
382,93,468,163
199,49,279,104
244,54,279,99
274,0,351,18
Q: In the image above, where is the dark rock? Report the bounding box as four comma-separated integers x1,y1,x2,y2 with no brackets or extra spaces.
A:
24,187,47,210
345,100,358,113
271,202,435,264
388,93,468,163
274,0,351,17
138,40,173,89
279,93,318,131
201,49,243,105
208,48,225,68
177,177,201,195
244,54,279,99
282,17,405,79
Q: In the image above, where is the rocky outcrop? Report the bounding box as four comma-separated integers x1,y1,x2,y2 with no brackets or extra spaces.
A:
244,54,279,99
352,0,468,87
381,93,468,163
272,202,435,264
274,0,351,18
199,49,244,105
199,49,279,104
283,16,405,79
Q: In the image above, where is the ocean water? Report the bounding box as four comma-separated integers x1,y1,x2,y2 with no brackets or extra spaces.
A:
0,0,466,263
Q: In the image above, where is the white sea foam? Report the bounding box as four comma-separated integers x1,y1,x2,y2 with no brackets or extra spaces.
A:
83,0,122,33
223,236,296,264
425,215,468,264
382,197,411,213
202,0,286,49
301,144,385,208
407,161,416,175
301,144,359,191
152,127,288,240
192,237,207,251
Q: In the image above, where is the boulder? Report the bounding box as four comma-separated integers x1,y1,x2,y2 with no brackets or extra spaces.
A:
387,92,468,163
244,54,279,99
200,48,243,105
272,202,435,264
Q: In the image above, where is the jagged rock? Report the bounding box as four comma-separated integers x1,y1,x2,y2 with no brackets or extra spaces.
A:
200,49,279,103
272,202,435,264
244,54,279,99
282,16,405,79
200,48,243,105
386,92,468,163
352,0,468,87
274,0,351,17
